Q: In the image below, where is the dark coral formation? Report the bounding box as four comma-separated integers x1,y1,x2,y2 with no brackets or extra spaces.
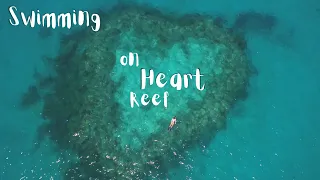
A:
23,3,255,179
19,85,41,108
233,11,277,33
19,68,55,109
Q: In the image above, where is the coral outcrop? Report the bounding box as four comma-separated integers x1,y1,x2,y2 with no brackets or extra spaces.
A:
24,3,254,179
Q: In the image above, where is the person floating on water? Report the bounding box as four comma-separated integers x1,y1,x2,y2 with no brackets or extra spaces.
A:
168,116,177,131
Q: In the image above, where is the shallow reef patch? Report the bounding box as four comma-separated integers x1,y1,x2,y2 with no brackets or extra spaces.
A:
21,3,255,179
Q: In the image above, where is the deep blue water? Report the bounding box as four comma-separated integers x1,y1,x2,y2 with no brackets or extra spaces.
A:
1,0,320,179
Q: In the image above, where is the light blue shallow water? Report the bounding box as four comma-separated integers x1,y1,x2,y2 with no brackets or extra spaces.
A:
1,0,320,179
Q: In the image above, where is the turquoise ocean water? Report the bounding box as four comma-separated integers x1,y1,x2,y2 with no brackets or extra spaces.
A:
1,0,319,179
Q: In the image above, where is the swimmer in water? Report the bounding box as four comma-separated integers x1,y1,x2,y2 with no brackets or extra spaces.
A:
168,116,177,131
